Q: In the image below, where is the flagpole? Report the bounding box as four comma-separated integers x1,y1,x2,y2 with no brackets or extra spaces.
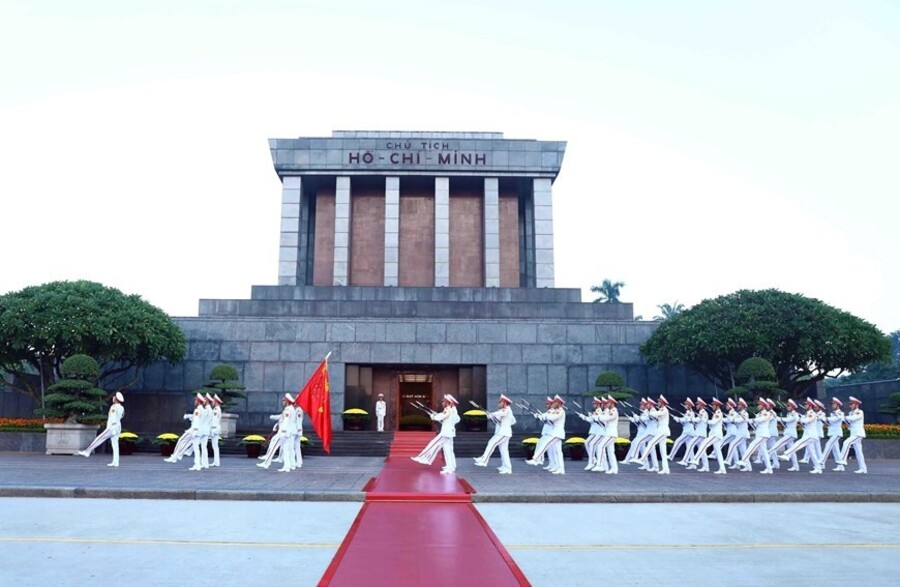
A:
324,351,332,363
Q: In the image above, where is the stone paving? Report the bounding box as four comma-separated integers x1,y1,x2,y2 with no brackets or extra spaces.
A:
2,452,899,503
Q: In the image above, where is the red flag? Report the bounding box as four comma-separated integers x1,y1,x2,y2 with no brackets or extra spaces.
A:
296,358,332,454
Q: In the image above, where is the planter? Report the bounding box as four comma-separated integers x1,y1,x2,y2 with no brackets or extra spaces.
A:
43,423,100,455
343,418,367,431
567,445,586,461
220,413,239,439
614,442,630,461
158,443,175,457
244,443,263,458
464,419,488,432
524,444,536,460
118,441,135,456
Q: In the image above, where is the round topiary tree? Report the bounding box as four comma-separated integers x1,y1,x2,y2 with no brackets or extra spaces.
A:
590,370,636,402
733,357,785,403
201,363,247,411
35,354,108,423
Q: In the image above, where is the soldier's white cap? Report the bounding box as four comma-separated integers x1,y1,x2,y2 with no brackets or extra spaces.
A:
552,394,566,405
737,398,748,407
683,398,694,407
499,394,512,404
814,399,825,409
606,395,617,405
786,399,798,409
284,393,294,403
377,393,384,398
593,396,604,404
657,395,669,406
546,396,553,403
831,397,843,407
443,394,459,405
646,397,657,406
213,394,223,404
114,392,124,403
710,397,723,406
849,396,862,405
205,393,214,403
196,393,204,402
726,398,736,408
695,397,707,407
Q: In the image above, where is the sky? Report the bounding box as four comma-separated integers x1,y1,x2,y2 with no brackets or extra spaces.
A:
1,1,898,333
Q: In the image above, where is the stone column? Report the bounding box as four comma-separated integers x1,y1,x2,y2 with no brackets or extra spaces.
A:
435,177,450,287
278,176,302,286
484,178,500,287
384,177,400,286
333,176,351,286
533,178,555,288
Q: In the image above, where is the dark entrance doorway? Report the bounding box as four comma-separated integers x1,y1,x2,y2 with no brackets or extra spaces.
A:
343,364,486,431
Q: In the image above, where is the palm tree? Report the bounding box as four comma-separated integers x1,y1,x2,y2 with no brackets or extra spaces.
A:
654,301,685,321
590,279,625,303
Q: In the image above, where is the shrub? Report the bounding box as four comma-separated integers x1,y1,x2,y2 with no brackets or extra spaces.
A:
34,354,108,423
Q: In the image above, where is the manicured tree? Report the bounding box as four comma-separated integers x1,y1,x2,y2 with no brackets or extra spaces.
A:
590,370,637,402
0,280,186,403
729,357,785,403
35,355,107,423
640,289,890,398
201,364,247,411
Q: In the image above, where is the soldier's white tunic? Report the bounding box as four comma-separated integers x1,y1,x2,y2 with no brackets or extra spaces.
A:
412,405,460,473
819,409,845,471
838,407,867,473
475,405,516,473
375,399,387,432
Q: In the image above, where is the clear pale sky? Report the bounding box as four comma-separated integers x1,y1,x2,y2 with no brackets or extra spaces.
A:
1,1,898,333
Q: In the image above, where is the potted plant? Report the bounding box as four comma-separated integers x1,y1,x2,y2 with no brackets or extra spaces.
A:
117,431,142,456
564,436,586,460
399,414,432,431
152,433,180,456
614,437,631,461
462,409,488,431
342,408,370,431
196,364,247,438
35,354,108,455
521,437,539,460
239,434,267,458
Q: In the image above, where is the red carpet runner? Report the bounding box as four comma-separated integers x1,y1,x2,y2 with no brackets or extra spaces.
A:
318,432,531,587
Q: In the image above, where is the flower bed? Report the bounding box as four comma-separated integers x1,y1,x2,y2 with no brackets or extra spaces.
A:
864,424,900,439
0,417,63,432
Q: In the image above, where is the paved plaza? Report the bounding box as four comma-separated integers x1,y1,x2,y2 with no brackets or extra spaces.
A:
2,452,899,586
2,452,899,503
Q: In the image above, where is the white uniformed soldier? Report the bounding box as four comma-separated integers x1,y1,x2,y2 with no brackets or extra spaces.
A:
375,393,387,432
725,398,751,468
737,398,774,474
684,397,708,468
670,398,695,464
837,396,867,474
164,394,204,464
689,397,726,474
764,399,781,469
631,394,671,474
531,397,555,469
78,392,125,467
412,394,461,474
209,394,223,467
580,396,605,470
819,397,846,471
185,393,208,471
622,398,647,464
474,394,516,474
592,396,619,474
527,395,567,474
257,393,296,472
770,399,800,471
779,398,824,473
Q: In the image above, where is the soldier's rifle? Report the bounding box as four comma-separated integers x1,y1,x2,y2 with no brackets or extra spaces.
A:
469,400,500,423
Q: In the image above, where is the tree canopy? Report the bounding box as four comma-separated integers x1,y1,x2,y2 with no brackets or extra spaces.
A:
640,289,890,398
590,279,625,303
0,280,186,403
828,330,900,386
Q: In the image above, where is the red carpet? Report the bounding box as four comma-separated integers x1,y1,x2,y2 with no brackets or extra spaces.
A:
319,432,530,587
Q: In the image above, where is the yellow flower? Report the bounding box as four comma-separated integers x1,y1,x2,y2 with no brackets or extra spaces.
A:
342,408,369,415
242,434,267,443
463,409,487,417
565,437,586,444
614,437,632,444
521,437,540,445
156,433,179,441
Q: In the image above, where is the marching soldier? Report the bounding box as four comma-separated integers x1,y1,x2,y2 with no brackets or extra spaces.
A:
209,393,223,467
725,398,750,468
779,398,824,473
164,394,203,464
411,394,461,474
819,397,846,471
579,396,605,470
689,397,726,474
591,396,619,474
257,393,297,472
764,399,780,469
474,394,516,474
527,395,567,474
78,392,125,467
684,397,708,468
737,398,774,474
631,394,671,474
836,396,867,474
770,399,800,471
670,398,695,463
